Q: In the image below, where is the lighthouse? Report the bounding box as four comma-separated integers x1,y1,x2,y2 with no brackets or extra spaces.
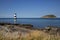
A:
14,13,17,24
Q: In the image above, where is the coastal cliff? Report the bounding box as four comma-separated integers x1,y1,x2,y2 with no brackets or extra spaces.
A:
42,15,56,18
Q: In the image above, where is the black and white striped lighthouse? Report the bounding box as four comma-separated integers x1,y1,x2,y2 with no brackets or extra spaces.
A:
14,13,17,24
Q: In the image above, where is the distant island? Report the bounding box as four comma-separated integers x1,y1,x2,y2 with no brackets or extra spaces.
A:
42,14,56,18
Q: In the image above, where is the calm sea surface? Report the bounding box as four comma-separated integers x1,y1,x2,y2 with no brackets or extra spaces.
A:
0,18,60,28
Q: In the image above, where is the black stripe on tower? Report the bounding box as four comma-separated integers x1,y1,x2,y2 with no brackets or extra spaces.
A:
14,16,16,17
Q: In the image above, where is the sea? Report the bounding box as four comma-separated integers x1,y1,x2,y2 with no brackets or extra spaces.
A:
0,18,60,28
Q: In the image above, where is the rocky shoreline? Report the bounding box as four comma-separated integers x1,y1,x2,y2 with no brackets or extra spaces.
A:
0,23,60,34
0,23,60,40
0,23,33,29
0,23,33,38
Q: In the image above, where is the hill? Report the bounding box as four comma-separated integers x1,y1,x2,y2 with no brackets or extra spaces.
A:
42,15,56,18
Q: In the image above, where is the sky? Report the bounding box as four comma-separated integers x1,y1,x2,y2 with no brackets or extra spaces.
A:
0,0,60,18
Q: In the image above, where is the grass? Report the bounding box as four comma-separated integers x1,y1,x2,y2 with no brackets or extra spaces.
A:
0,30,60,40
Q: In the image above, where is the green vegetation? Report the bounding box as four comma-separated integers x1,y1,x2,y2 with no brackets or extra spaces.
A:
42,15,56,18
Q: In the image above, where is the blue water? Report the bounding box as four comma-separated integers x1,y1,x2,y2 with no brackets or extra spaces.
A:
0,18,60,28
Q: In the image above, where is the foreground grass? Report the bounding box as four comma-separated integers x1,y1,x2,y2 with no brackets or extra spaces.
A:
0,30,60,40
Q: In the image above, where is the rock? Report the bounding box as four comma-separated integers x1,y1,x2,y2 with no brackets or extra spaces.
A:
22,24,33,29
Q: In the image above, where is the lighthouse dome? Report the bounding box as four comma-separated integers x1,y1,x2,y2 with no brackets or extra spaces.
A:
14,13,16,16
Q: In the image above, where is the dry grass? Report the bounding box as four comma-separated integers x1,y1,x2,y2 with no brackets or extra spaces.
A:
0,30,60,40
